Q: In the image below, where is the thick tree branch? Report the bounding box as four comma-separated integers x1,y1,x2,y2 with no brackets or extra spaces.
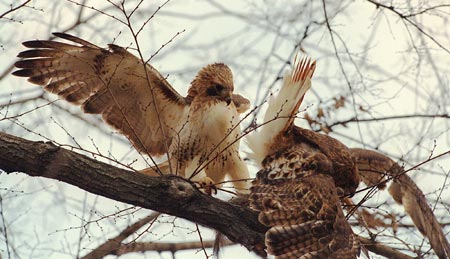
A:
0,132,425,259
115,239,234,256
0,132,267,253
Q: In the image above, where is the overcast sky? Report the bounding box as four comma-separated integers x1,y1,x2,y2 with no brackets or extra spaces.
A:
1,1,450,259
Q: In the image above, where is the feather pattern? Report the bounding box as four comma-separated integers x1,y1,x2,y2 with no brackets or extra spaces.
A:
249,145,359,259
14,33,251,191
248,56,359,258
247,57,316,165
14,33,186,155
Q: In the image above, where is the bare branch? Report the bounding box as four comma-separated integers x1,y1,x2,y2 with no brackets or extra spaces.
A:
359,236,415,259
0,0,32,20
0,132,266,252
81,213,160,259
327,113,450,130
366,0,450,54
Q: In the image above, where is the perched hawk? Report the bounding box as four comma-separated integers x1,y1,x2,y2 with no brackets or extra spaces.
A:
247,57,360,258
13,33,250,192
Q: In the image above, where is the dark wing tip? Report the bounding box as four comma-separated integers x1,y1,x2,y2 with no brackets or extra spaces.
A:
52,32,65,38
53,32,99,48
12,69,32,77
22,40,64,49
14,59,48,69
12,69,49,85
17,50,32,58
22,40,44,48
14,60,30,68
17,49,42,58
52,32,76,42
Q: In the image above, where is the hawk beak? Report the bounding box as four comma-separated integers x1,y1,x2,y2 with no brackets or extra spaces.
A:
225,95,232,105
219,88,232,105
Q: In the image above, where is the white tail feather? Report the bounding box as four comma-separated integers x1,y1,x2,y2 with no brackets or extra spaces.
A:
247,56,316,165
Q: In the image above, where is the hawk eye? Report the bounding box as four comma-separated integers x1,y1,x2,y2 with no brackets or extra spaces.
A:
215,84,225,91
206,84,226,96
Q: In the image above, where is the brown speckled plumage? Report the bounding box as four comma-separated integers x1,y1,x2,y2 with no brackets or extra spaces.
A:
13,32,251,192
248,57,359,259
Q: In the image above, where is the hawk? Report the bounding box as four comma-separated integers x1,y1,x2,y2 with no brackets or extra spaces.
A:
13,33,251,192
247,57,360,258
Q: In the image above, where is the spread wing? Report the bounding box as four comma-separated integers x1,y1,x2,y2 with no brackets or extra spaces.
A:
13,33,187,155
249,147,359,259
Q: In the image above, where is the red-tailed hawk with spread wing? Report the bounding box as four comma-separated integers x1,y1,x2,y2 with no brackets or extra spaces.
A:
13,33,250,192
248,56,360,258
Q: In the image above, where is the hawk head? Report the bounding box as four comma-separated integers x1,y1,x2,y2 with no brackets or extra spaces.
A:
188,63,234,105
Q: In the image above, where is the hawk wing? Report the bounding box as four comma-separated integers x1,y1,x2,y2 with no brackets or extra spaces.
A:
14,33,187,155
351,148,450,259
248,56,359,258
249,147,359,259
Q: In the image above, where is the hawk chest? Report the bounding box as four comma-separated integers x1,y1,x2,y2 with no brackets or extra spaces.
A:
172,101,239,161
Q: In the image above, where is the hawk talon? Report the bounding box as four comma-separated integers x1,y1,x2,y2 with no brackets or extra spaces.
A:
193,177,218,195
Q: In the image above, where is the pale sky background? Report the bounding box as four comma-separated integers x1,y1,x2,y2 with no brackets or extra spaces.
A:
1,0,449,259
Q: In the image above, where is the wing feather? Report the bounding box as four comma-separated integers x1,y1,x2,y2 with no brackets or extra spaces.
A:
250,173,357,259
247,57,315,165
351,148,450,259
14,32,188,155
249,148,358,259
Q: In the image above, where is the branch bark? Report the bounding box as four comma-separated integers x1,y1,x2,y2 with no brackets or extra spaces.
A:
0,132,267,253
115,239,234,256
